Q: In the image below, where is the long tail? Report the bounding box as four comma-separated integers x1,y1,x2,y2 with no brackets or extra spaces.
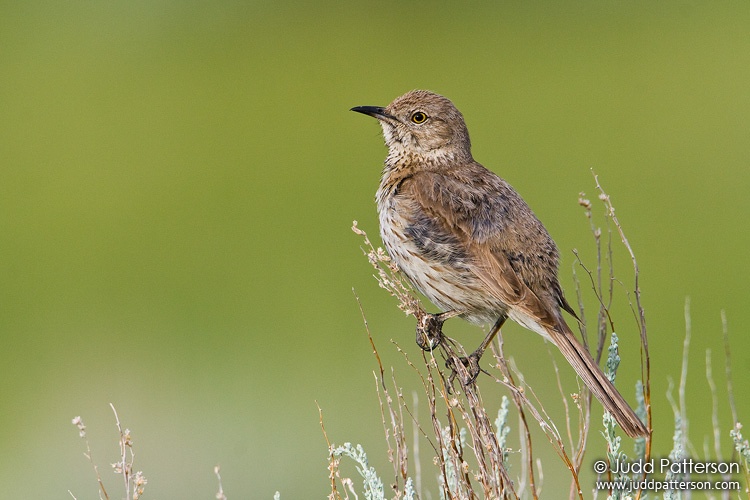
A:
549,322,648,438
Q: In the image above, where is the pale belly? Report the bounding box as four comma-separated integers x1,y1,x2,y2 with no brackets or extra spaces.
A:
377,197,507,325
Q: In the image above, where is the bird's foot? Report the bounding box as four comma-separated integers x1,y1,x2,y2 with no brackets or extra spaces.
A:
446,351,484,387
415,311,455,351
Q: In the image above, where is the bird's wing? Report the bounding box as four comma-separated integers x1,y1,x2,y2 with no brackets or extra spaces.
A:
400,173,648,437
400,168,562,330
400,170,648,438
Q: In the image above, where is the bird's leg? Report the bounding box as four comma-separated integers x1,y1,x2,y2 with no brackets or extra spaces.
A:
415,310,462,351
471,314,508,364
447,315,507,385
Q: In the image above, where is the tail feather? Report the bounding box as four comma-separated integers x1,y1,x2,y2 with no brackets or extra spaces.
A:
549,323,648,439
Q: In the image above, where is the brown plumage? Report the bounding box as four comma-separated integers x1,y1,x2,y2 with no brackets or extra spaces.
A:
352,90,648,439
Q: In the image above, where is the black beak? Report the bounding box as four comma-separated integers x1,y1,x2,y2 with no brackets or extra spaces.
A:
350,105,394,120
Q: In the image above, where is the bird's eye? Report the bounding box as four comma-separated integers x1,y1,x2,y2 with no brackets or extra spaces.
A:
410,111,428,124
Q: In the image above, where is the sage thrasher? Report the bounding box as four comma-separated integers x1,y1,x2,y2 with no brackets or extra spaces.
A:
352,90,647,438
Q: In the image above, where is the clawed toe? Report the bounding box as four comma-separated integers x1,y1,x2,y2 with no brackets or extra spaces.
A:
415,312,447,351
446,352,483,386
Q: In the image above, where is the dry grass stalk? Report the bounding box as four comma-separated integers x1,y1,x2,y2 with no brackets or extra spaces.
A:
69,405,146,500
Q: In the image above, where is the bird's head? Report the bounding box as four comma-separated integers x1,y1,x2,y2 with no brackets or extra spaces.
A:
351,90,473,164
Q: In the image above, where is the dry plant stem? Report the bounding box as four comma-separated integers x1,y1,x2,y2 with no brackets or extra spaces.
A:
593,174,652,438
110,403,130,499
677,297,696,456
569,266,592,481
214,466,227,500
570,251,616,477
500,349,585,498
570,253,616,344
419,350,472,499
356,288,426,492
507,355,585,500
432,349,478,497
547,343,574,452
357,290,442,495
570,199,616,490
393,344,442,456
357,286,450,497
601,219,616,363
317,402,341,500
705,350,732,500
678,302,698,500
544,342,586,500
491,340,538,499
576,192,614,362
72,408,146,500
451,359,518,498
681,298,699,460
430,326,520,498
390,369,409,488
420,335,515,498
411,391,422,497
577,185,655,498
569,224,614,476
593,174,652,500
535,458,545,497
720,313,746,499
424,359,460,499
354,220,519,498
89,439,109,499
354,289,405,485
71,416,110,500
354,289,386,389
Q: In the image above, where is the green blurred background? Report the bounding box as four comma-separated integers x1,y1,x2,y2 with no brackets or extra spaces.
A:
1,1,749,497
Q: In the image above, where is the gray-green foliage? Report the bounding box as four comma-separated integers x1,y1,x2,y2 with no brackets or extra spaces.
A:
663,397,684,500
495,396,512,470
730,424,750,476
634,380,647,461
330,442,416,500
331,443,387,500
602,333,630,500
438,426,467,499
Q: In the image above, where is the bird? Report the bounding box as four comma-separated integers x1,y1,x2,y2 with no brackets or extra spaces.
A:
351,90,648,439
